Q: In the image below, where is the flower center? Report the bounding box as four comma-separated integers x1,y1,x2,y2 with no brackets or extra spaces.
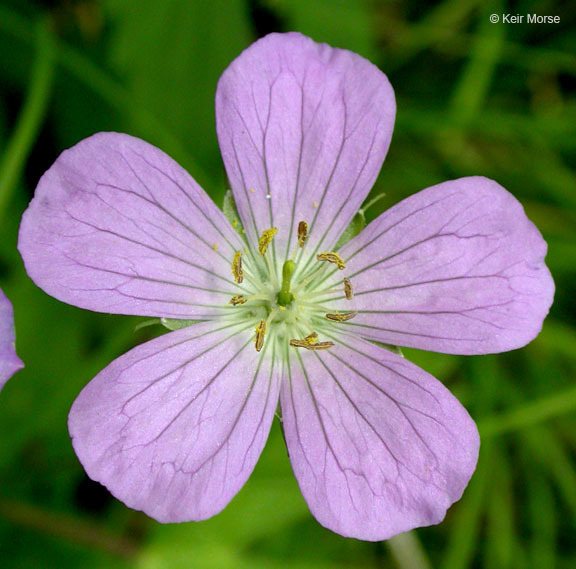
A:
227,222,356,353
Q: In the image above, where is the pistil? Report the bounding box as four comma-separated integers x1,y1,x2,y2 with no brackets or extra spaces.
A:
277,260,295,307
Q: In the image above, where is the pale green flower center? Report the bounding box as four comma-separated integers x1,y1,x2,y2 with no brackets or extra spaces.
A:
226,223,356,354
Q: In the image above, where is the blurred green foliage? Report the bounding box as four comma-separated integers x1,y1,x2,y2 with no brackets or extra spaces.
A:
0,0,575,567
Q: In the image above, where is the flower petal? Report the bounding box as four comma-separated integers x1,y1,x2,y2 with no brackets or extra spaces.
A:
68,321,281,522
333,177,554,354
19,133,246,319
280,333,479,541
0,288,23,391
216,32,395,260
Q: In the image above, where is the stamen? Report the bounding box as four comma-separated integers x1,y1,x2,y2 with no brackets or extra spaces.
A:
325,311,357,322
258,227,278,255
297,221,308,248
290,332,319,346
254,319,266,352
229,295,247,306
232,251,243,283
344,277,354,300
317,251,346,270
290,339,334,351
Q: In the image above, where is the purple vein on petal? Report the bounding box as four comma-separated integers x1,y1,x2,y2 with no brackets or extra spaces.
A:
70,321,282,522
281,329,479,540
61,207,237,287
125,150,244,255
121,333,255,456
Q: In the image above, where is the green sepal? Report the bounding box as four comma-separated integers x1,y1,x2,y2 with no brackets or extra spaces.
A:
222,189,245,236
373,341,404,357
134,318,162,331
160,318,203,330
334,192,387,249
334,209,366,249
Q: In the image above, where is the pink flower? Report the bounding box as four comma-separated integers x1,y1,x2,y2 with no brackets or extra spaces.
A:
18,33,553,540
0,288,23,390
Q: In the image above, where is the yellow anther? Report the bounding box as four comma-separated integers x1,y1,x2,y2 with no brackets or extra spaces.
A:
344,277,353,300
325,311,357,322
229,295,247,306
213,243,219,251
317,251,346,270
290,338,334,351
297,221,308,248
290,331,332,350
254,320,266,352
231,251,243,283
258,227,278,255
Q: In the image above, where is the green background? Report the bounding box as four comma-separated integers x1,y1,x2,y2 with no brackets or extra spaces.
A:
0,0,575,567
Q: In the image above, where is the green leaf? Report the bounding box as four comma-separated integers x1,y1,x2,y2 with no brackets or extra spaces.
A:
479,383,576,438
103,0,252,197
527,469,557,569
448,0,504,129
485,444,518,569
269,0,378,60
442,444,492,569
0,17,55,218
521,426,576,525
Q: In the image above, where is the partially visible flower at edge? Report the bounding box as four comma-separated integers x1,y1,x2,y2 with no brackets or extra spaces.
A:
0,288,24,390
17,33,554,541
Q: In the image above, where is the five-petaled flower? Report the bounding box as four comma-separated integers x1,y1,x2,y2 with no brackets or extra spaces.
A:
0,288,23,391
18,33,554,540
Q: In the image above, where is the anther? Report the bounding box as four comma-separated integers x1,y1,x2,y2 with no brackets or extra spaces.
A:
290,339,335,351
325,311,357,322
254,320,266,352
344,277,353,300
317,251,346,270
229,295,247,305
258,227,278,255
232,251,243,283
297,221,308,248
